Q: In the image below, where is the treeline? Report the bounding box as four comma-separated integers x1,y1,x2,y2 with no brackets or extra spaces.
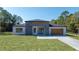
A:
51,10,79,33
0,7,23,32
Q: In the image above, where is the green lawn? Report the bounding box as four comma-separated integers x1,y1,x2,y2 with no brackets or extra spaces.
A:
67,33,79,40
0,35,75,51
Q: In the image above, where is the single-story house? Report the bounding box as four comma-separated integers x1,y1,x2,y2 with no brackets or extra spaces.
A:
13,19,66,36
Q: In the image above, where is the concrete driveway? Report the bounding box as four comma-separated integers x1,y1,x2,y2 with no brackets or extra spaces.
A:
37,36,79,50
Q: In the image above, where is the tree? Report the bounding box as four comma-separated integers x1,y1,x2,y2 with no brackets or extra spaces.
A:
51,19,58,24
57,15,64,25
0,7,23,32
69,22,77,33
0,8,13,32
61,10,69,18
61,10,69,25
74,11,79,24
11,15,23,25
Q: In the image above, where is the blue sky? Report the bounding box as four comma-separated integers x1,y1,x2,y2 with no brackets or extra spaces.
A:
3,7,79,22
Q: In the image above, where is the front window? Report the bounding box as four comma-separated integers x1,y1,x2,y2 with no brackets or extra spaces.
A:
38,27,44,34
39,28,44,32
16,28,23,32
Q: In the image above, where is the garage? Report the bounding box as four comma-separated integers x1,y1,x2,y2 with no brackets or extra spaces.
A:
51,29,63,35
49,26,66,36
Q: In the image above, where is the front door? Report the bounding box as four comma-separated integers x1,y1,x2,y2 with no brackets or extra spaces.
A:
33,27,37,35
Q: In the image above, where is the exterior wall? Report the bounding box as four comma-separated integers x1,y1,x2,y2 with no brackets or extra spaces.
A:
25,21,49,35
25,21,32,35
49,27,66,35
44,25,49,35
13,27,25,35
31,21,49,35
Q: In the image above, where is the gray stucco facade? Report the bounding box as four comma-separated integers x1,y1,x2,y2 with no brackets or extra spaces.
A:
25,21,32,35
25,20,49,35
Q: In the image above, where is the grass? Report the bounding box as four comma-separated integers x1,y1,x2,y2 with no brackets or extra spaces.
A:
67,33,79,40
0,35,75,51
0,32,12,35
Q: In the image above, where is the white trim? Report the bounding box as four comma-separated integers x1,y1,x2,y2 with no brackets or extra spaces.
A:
49,27,66,35
32,26,45,35
13,27,25,35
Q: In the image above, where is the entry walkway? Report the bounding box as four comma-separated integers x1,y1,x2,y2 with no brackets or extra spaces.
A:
37,36,79,50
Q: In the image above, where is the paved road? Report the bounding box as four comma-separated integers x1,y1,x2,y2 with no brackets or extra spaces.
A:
37,36,79,50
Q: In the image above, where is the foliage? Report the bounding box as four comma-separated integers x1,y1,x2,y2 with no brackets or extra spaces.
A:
69,22,77,33
51,10,79,33
0,7,23,32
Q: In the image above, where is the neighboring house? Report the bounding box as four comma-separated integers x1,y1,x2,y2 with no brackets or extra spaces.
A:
13,19,66,36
